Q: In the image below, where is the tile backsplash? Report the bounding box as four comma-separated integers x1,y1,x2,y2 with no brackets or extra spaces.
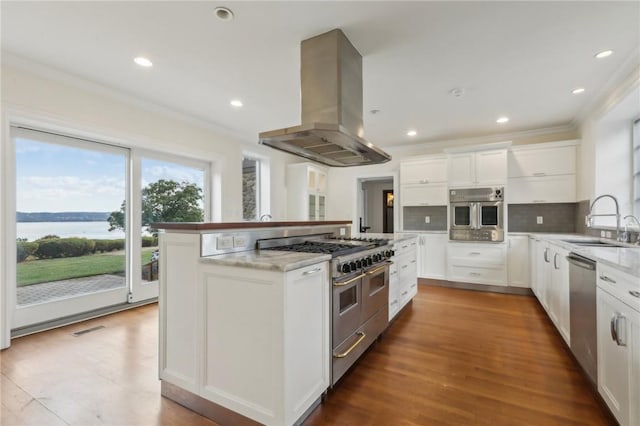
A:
508,203,577,233
403,206,447,231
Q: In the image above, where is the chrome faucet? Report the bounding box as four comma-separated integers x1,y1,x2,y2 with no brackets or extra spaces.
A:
586,194,622,241
623,215,640,245
259,214,272,222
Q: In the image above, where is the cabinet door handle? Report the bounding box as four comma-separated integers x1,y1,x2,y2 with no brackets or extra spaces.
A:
629,291,640,298
543,248,549,263
615,315,627,347
333,332,366,359
402,291,409,296
303,267,322,276
469,252,481,256
599,275,616,284
610,314,618,344
553,253,559,270
533,172,547,177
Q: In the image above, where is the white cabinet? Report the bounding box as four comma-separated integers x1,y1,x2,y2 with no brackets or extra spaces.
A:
508,143,576,178
448,149,507,187
507,141,577,204
508,174,576,204
400,156,447,184
507,235,529,287
400,156,448,207
447,242,507,286
417,233,447,279
287,163,327,220
401,184,447,206
391,237,418,321
529,237,539,297
548,244,570,345
534,239,551,310
597,264,640,426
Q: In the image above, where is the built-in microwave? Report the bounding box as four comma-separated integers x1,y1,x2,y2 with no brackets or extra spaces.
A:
449,187,504,242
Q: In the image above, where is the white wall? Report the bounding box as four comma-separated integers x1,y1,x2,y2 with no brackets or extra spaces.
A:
0,61,298,348
578,67,640,227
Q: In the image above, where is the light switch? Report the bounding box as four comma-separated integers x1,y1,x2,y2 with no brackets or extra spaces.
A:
536,216,543,224
340,227,346,236
233,235,248,248
425,216,431,224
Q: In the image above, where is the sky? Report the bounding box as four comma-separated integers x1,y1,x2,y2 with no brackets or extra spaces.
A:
16,137,205,213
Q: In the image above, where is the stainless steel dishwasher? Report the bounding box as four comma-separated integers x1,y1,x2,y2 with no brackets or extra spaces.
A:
567,252,597,387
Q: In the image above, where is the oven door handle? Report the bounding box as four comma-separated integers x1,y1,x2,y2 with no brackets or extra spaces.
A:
333,332,366,358
365,261,393,276
333,273,365,287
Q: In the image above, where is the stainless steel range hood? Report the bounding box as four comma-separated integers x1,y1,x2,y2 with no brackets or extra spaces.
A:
259,29,391,167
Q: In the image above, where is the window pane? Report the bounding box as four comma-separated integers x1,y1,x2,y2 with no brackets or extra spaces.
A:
15,134,127,305
141,158,205,283
242,158,258,220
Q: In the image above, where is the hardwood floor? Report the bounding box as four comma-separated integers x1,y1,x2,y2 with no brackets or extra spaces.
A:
1,284,613,425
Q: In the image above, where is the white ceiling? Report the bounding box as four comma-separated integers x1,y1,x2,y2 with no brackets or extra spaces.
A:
2,1,639,150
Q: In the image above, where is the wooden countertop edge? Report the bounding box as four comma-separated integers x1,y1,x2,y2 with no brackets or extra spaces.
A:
152,220,352,230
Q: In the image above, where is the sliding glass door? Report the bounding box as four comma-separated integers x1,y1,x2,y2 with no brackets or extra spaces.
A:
12,127,130,329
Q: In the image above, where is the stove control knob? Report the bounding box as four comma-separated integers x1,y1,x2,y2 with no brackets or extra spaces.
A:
355,259,362,268
385,250,392,258
373,254,380,262
341,263,351,273
390,250,395,257
367,257,373,266
349,261,357,270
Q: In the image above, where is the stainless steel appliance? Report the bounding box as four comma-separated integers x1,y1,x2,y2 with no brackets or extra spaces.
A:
258,29,391,167
567,252,598,387
449,187,504,242
262,235,392,386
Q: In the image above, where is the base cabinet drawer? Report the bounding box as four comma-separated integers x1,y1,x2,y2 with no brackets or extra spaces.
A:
448,265,508,286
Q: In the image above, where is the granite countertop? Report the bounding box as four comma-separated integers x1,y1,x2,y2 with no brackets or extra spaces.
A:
517,232,640,278
200,250,331,272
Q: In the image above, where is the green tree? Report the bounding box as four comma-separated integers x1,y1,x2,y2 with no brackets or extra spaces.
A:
108,179,204,231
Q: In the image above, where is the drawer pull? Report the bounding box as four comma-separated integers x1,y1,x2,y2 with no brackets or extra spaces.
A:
600,275,616,284
390,300,398,305
303,267,322,276
333,332,366,359
402,291,408,296
469,272,482,277
533,199,546,203
629,291,640,298
402,265,408,269
533,172,546,177
410,284,416,288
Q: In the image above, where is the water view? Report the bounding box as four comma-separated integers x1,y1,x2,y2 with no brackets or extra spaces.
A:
17,221,126,241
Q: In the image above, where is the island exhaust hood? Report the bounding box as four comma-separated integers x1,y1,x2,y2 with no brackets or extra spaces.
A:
258,29,391,167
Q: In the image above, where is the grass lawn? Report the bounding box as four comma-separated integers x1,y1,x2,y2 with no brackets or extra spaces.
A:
17,247,157,286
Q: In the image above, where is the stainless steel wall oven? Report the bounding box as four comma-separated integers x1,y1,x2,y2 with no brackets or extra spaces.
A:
449,187,504,242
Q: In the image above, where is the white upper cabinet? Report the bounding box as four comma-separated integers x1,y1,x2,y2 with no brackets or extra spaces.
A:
400,156,447,185
448,149,507,187
287,163,328,220
508,143,577,178
401,184,447,206
507,141,578,204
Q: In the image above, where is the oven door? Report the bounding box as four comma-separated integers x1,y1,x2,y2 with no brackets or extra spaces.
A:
477,201,503,231
450,202,477,230
332,273,363,346
361,263,389,322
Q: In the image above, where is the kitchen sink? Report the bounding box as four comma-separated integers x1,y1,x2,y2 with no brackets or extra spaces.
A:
561,239,626,248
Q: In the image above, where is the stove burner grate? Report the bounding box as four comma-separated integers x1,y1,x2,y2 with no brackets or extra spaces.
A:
263,240,369,257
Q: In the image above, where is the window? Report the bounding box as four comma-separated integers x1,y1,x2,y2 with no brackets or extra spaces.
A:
242,157,260,220
634,118,640,216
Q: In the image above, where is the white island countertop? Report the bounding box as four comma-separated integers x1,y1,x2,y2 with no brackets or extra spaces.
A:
200,250,330,272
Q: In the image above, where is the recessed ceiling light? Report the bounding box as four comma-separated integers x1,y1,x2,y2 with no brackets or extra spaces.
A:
230,99,243,108
214,6,234,21
407,130,417,137
572,87,586,95
595,50,613,59
134,57,153,67
496,117,509,124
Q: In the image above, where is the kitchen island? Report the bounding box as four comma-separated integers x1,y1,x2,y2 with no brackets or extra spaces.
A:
153,221,345,426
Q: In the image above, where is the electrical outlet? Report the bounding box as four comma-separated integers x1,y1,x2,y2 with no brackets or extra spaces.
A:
536,216,543,224
601,230,606,237
233,235,248,248
605,231,612,238
217,236,233,250
425,216,431,224
339,227,346,236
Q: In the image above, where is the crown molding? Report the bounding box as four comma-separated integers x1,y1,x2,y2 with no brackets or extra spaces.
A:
382,124,577,153
1,51,259,146
573,50,640,126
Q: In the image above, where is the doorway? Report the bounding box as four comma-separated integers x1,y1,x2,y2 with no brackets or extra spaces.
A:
358,178,394,234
